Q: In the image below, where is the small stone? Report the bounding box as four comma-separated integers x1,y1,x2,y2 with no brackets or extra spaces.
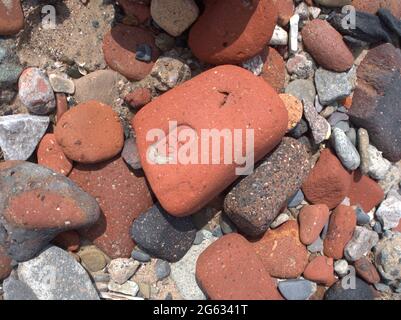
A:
53,231,80,252
0,114,49,160
356,207,371,226
108,258,140,285
286,53,314,79
357,128,370,175
379,164,401,194
260,47,287,93
325,278,374,300
269,25,288,46
121,137,142,170
335,121,350,133
270,213,290,229
278,279,314,300
155,260,171,280
288,190,305,208
150,0,199,37
303,256,336,287
49,73,75,94
289,14,300,53
108,280,139,296
328,112,350,127
211,225,223,238
151,56,191,91
0,0,24,35
279,94,303,130
124,87,151,110
155,33,175,52
344,226,379,262
307,237,324,253
131,249,151,263
290,119,308,138
131,204,197,262
285,79,316,105
78,246,108,273
315,67,356,105
354,257,381,284
219,214,237,235
0,246,12,280
366,145,392,180
299,204,330,245
331,127,361,171
375,189,401,230
241,55,264,76
135,43,152,62
18,246,99,300
18,68,56,115
334,259,349,277
346,127,357,147
303,100,331,144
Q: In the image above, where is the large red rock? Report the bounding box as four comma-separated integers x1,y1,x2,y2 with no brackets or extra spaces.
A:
299,204,330,245
302,19,354,72
69,156,154,258
196,233,283,300
252,220,309,279
37,134,73,176
352,0,401,18
303,149,352,209
272,0,294,26
0,245,12,280
303,256,336,287
324,205,357,259
133,65,288,216
103,24,159,80
348,171,385,212
188,0,277,65
260,47,287,93
354,257,381,284
0,0,24,35
55,100,124,164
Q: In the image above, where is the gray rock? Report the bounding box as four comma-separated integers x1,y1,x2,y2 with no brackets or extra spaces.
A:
170,231,217,300
107,258,139,285
241,55,264,76
379,163,401,194
304,100,331,144
151,56,191,91
288,189,305,208
286,53,315,79
108,280,139,296
131,249,151,263
307,237,324,253
155,260,171,280
325,277,374,300
334,120,350,132
3,276,38,300
49,73,75,94
278,279,315,300
285,79,316,104
331,127,360,170
0,38,23,89
356,207,371,226
346,127,357,147
0,114,49,160
357,128,370,175
315,67,356,105
193,230,204,245
211,225,223,238
219,214,237,235
375,190,401,230
17,246,99,300
270,25,288,46
270,213,290,229
366,145,391,180
328,112,349,127
122,137,142,170
290,118,308,138
373,221,383,234
155,33,175,52
344,226,379,261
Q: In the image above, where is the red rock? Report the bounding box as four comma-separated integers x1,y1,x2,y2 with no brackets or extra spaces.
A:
118,0,150,24
37,134,73,176
324,205,357,259
301,19,354,72
133,65,288,216
348,171,385,213
299,204,330,245
55,100,124,164
124,87,152,109
103,24,159,81
0,245,12,280
354,257,381,284
188,0,277,65
69,156,154,258
252,220,309,278
56,93,69,123
303,256,336,287
272,0,294,26
53,230,80,252
0,0,24,35
196,233,283,300
352,0,401,18
303,149,352,209
260,47,287,93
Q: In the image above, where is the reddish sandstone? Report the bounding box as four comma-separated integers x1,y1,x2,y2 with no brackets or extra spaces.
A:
53,230,80,252
56,93,68,123
302,149,352,209
352,0,401,18
324,205,357,259
103,24,159,81
133,65,288,216
261,47,287,93
0,0,24,36
301,19,354,72
37,134,73,176
55,100,124,164
125,87,152,109
196,233,283,300
279,94,303,130
0,245,12,280
272,0,294,26
69,156,154,258
354,257,381,284
188,0,277,65
299,204,330,245
303,256,336,287
252,220,309,279
348,171,385,212
118,0,151,24
342,95,353,110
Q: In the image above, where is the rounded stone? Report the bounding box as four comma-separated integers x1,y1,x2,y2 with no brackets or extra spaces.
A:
355,257,381,284
0,0,24,36
78,247,108,273
55,100,124,164
324,277,374,300
188,0,277,65
131,249,151,263
261,47,287,93
155,259,171,280
299,204,330,245
124,87,151,110
37,133,73,176
279,93,303,130
103,24,160,81
302,19,354,72
278,279,314,300
303,256,336,287
374,233,401,287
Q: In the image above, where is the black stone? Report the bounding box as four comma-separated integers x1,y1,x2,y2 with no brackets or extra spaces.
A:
325,278,375,300
131,204,196,262
378,9,401,38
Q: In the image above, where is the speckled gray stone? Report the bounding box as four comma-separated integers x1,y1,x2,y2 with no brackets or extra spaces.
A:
366,145,391,180
131,204,196,262
304,100,331,144
344,226,379,262
155,259,171,280
224,137,311,237
3,276,38,300
17,246,99,300
375,190,401,230
331,127,360,170
285,79,316,104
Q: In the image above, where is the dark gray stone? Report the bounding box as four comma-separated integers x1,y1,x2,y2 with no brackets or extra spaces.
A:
324,278,374,300
122,137,142,170
131,249,151,263
136,44,152,62
155,260,171,280
356,207,370,226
